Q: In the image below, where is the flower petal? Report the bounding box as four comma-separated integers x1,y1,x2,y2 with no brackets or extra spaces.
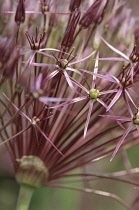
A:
63,71,80,94
110,123,133,161
99,115,131,121
98,33,130,61
69,50,96,66
84,101,94,138
106,88,122,111
50,96,87,109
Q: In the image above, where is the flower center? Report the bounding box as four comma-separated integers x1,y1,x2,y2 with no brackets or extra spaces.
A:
59,59,68,70
89,89,100,99
133,114,139,125
32,116,40,125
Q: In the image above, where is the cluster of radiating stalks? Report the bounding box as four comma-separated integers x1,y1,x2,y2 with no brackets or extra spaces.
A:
1,0,139,209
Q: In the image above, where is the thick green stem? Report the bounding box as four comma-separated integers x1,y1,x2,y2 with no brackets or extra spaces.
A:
16,184,35,210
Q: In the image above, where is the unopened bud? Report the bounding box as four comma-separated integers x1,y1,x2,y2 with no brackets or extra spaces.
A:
79,0,108,29
15,0,25,25
61,8,81,49
69,0,81,12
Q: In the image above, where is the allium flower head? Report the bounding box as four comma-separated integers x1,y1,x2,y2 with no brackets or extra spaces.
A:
1,0,139,209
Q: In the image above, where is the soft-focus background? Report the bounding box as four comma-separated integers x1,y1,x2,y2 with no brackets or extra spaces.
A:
0,144,139,210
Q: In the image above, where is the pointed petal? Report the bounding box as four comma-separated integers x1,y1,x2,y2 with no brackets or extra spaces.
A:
130,67,134,83
38,51,57,60
99,115,131,121
84,101,94,138
96,98,109,110
26,52,36,67
39,48,62,52
39,97,68,103
80,70,117,83
22,62,57,68
63,71,80,94
66,67,85,78
69,51,96,66
110,123,133,161
95,57,128,62
123,90,134,118
50,96,87,109
98,71,120,84
100,89,118,95
125,89,137,109
106,88,122,111
43,70,59,83
92,52,99,88
69,76,89,93
97,98,125,129
98,34,130,61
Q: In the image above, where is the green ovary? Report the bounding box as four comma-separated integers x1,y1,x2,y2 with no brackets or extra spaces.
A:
133,115,139,125
89,89,100,99
59,59,68,69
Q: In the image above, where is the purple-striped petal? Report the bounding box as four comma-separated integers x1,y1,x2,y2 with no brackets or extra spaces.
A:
69,76,89,93
97,71,120,84
50,96,87,109
100,89,118,95
84,101,94,138
81,70,117,83
122,91,134,118
97,98,125,129
38,51,57,60
69,51,96,66
43,70,59,83
63,71,80,94
130,67,134,83
26,52,36,67
106,88,122,111
22,62,57,68
92,52,99,88
66,67,85,78
95,57,128,62
110,123,133,161
125,89,137,109
96,98,108,110
99,115,131,121
98,33,130,61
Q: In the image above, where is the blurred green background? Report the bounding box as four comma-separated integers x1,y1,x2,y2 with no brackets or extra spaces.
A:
0,144,139,210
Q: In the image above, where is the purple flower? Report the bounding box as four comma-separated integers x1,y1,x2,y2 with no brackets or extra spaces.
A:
100,105,139,161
